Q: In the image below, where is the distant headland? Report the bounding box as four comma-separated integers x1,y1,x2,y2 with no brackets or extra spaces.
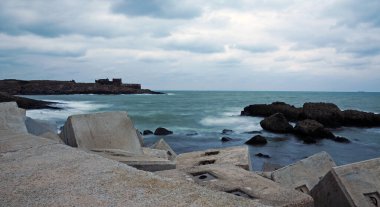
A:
0,78,163,95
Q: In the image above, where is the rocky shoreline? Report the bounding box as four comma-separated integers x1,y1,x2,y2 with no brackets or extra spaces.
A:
0,92,60,110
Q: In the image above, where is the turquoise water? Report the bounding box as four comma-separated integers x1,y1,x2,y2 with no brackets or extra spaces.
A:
25,91,380,170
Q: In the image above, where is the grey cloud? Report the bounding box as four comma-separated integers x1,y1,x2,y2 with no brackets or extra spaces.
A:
112,0,202,19
163,41,224,54
237,44,278,53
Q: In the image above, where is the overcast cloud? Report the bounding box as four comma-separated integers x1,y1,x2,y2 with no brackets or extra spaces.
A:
0,0,379,91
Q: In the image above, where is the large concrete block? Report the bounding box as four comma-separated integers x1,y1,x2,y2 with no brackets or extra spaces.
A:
25,116,57,136
176,146,252,170
271,151,336,194
0,102,27,133
90,148,175,172
151,138,177,161
311,158,380,207
0,132,265,206
156,164,313,207
60,111,143,155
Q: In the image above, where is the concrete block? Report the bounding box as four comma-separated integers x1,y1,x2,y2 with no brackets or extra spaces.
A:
271,151,336,194
25,116,57,136
311,158,380,207
156,164,313,207
151,138,177,161
176,146,251,170
0,102,27,133
39,132,64,144
89,148,175,172
1,133,264,206
60,111,143,155
143,147,169,160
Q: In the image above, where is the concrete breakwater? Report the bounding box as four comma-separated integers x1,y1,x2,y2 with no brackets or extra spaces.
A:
1,101,379,206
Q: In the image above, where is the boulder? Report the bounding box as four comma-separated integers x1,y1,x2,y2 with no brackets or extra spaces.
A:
60,111,143,155
221,129,234,135
151,138,177,161
245,135,268,146
143,130,153,135
260,113,293,133
333,136,351,143
342,110,380,127
301,102,344,127
221,137,233,142
241,102,302,121
294,119,335,139
255,153,271,158
154,127,173,136
0,102,27,133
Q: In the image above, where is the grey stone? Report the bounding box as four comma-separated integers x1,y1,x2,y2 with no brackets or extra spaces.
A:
156,164,314,207
0,102,27,133
60,111,143,155
311,157,380,207
271,151,336,194
151,138,177,161
260,113,293,133
25,117,57,136
176,146,252,171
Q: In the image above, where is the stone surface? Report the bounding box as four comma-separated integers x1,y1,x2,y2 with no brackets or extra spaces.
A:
176,146,251,171
0,132,264,206
0,102,27,133
60,111,143,155
241,102,302,121
0,92,59,109
343,109,380,127
143,130,153,135
221,129,234,135
260,113,293,133
294,119,335,139
311,158,380,207
301,102,344,128
151,138,177,161
143,147,169,160
221,137,233,142
39,132,64,143
271,151,336,194
245,135,268,146
25,117,57,136
156,164,313,207
154,127,173,136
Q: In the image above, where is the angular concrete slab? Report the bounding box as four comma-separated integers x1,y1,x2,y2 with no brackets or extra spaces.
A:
90,148,175,172
60,111,143,155
0,133,265,206
143,147,169,160
176,146,251,170
271,151,336,194
39,131,64,144
156,164,313,207
151,138,177,161
25,116,57,136
311,158,380,207
0,102,27,133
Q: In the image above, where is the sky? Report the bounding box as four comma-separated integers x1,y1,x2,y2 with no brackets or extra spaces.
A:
0,0,379,91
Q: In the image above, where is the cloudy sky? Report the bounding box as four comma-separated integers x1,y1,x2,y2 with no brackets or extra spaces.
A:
0,0,379,91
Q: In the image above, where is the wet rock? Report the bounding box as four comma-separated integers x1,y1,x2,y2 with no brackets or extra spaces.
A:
242,130,262,134
332,136,351,143
221,137,233,142
301,102,343,128
294,119,335,139
241,102,301,121
302,136,317,144
154,127,173,136
221,129,233,135
255,153,271,158
143,130,153,135
186,132,198,136
260,113,293,133
342,110,380,127
0,92,60,110
245,135,268,146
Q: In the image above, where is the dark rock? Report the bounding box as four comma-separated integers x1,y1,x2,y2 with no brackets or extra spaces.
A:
241,102,301,121
302,136,317,144
255,153,271,158
333,136,351,143
143,130,153,135
0,92,60,110
154,127,173,136
221,129,234,135
260,113,293,133
294,119,335,139
301,102,343,128
242,130,262,134
245,135,268,146
186,132,198,136
221,137,233,142
343,110,380,127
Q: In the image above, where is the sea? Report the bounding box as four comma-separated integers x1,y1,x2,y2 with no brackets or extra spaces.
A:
24,91,380,171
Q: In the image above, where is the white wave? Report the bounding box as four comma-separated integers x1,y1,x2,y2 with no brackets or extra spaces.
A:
220,107,243,116
200,116,262,132
167,93,175,96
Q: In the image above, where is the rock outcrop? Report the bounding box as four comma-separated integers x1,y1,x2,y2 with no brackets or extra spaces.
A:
245,135,268,146
342,109,380,127
301,102,344,128
294,119,335,139
0,102,28,133
241,102,301,121
154,127,173,136
0,92,59,109
260,113,293,133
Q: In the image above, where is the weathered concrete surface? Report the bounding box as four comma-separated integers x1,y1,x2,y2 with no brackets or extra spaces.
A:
151,138,177,161
271,151,336,194
156,164,313,207
176,146,252,170
60,111,143,155
0,132,267,207
39,132,64,144
0,102,27,133
89,148,175,172
25,117,57,136
311,158,380,207
143,147,169,160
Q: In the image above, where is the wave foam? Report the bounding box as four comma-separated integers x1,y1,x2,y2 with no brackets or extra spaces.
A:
200,116,262,132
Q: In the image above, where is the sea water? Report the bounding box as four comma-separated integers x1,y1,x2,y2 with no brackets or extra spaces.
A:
24,91,380,170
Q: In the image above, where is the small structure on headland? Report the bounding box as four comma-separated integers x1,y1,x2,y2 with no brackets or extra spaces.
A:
95,78,141,89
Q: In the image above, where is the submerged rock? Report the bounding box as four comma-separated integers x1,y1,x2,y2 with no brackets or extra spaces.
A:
245,135,268,146
332,136,351,143
242,130,262,134
143,130,153,135
221,129,234,135
255,153,271,158
154,127,173,136
260,113,293,133
221,137,233,142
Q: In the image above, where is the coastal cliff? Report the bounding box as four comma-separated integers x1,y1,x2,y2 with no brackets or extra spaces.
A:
0,79,163,95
